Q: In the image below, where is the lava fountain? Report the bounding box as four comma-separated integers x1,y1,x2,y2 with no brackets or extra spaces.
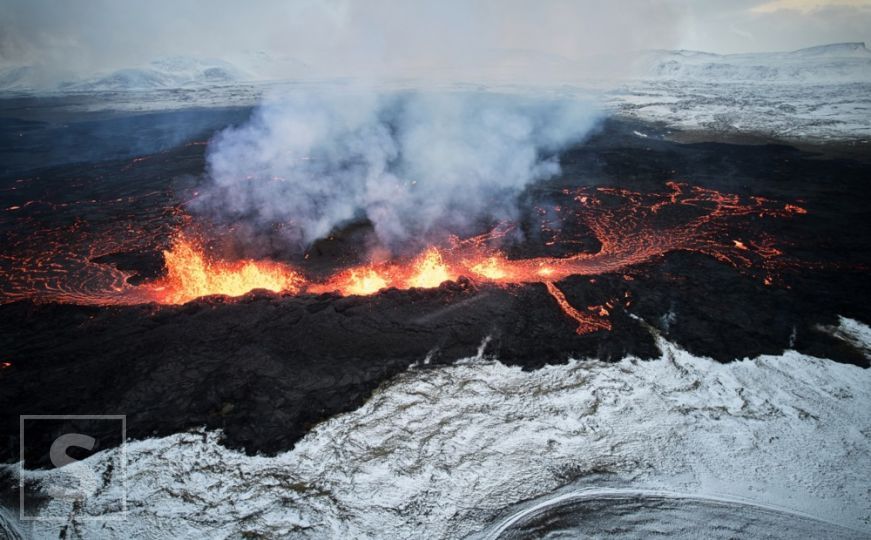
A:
150,236,305,304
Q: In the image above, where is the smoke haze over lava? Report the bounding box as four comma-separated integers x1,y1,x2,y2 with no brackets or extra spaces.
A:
195,89,601,255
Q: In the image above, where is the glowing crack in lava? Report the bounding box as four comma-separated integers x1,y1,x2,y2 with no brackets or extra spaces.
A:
544,281,612,334
1,182,808,334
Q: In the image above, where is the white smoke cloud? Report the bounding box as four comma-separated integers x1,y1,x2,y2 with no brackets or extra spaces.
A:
195,88,601,253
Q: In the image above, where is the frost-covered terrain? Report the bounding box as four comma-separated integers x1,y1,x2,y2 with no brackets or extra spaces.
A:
609,42,871,141
0,52,310,94
3,43,869,141
0,57,249,93
607,79,871,141
5,318,870,539
637,42,871,83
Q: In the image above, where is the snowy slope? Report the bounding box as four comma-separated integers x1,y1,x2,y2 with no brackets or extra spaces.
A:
0,56,250,93
0,51,321,94
611,43,871,140
62,57,247,92
608,79,871,140
638,42,871,83
4,44,868,141
4,317,869,539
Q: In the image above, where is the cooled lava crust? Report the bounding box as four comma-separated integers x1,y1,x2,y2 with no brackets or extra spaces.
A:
1,115,869,467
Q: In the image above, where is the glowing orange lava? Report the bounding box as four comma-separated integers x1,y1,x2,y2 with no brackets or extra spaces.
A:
1,182,810,333
325,267,389,296
150,236,304,304
406,248,451,289
469,256,511,280
544,281,612,334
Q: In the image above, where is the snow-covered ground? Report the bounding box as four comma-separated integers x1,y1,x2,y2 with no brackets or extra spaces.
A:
636,42,871,84
4,318,869,539
607,79,871,141
608,42,871,141
0,57,245,93
0,53,309,93
3,43,869,142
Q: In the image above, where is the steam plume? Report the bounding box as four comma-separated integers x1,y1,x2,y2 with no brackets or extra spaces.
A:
195,88,601,254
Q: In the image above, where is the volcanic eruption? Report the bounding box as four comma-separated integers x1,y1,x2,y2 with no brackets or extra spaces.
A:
3,0,871,536
1,172,807,339
0,89,813,340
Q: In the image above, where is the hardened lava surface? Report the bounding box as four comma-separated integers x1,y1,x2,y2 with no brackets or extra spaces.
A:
0,112,869,466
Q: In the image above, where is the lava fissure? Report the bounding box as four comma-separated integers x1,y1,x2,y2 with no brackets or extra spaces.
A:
1,182,806,335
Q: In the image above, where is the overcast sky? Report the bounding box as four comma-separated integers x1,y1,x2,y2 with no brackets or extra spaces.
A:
1,0,869,78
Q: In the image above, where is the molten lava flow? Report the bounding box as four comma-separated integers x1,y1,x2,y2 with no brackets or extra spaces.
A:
2,182,811,335
150,236,304,304
0,191,185,305
543,281,612,334
312,247,454,295
406,248,451,289
469,256,511,280
327,268,389,296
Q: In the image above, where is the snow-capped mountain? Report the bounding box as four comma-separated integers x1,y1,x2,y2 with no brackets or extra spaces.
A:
609,42,871,140
2,42,869,94
0,56,253,93
637,42,871,83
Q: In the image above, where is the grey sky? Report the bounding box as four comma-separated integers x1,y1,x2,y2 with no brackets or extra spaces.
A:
1,0,868,77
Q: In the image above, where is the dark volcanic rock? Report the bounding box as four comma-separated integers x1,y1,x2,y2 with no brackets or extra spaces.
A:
0,279,659,467
91,250,166,285
1,114,870,466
